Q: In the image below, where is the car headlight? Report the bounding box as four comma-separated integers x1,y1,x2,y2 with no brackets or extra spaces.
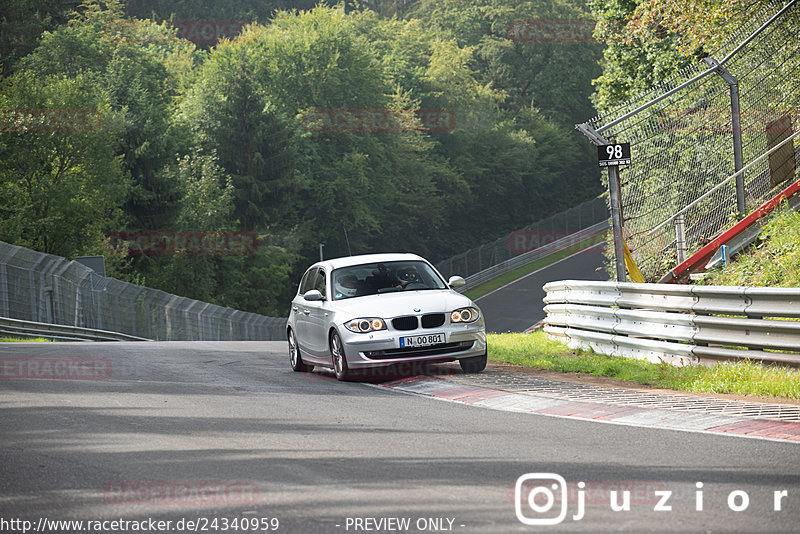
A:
344,317,387,333
451,307,480,323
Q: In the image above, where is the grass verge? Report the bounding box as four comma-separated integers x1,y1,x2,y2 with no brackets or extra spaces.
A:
489,331,800,400
0,337,52,342
699,202,800,286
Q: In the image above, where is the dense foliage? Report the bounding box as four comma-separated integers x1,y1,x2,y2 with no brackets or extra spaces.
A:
1,0,609,315
589,0,781,111
6,0,769,315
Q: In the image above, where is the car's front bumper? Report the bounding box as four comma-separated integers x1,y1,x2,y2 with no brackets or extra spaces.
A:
339,323,487,369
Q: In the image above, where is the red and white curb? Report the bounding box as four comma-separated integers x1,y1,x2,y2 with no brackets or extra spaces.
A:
374,376,800,444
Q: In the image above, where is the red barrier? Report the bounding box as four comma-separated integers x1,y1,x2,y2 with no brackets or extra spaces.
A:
661,179,800,283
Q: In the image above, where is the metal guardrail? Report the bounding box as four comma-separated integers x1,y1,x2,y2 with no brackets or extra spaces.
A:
0,316,151,342
456,221,609,292
543,280,800,367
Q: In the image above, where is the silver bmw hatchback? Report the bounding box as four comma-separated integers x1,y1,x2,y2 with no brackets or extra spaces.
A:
287,253,487,380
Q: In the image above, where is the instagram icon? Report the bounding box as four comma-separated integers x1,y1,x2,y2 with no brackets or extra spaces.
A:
515,473,575,525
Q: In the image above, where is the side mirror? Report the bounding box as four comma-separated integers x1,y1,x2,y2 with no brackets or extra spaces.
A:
448,276,466,288
303,289,325,301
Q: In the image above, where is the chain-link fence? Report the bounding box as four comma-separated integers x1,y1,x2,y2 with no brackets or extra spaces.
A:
0,240,287,340
435,196,608,280
577,0,800,281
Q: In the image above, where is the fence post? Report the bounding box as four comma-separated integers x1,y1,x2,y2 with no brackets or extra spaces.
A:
675,214,688,264
703,57,746,216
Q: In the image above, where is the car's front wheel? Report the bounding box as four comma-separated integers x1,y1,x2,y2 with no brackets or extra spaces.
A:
330,331,351,381
459,352,487,373
289,329,313,372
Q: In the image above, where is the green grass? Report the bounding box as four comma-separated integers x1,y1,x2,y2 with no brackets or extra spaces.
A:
699,203,800,287
489,331,800,400
464,234,606,300
0,337,52,342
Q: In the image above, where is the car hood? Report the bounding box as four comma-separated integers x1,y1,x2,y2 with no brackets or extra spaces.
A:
329,290,475,320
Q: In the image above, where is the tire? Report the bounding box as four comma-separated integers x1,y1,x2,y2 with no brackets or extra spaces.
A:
459,352,487,374
289,329,313,372
330,331,351,381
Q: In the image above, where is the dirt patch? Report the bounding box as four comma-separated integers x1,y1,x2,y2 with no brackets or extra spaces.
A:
486,360,800,406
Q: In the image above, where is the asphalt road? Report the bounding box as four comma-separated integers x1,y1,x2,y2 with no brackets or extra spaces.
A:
1,341,798,533
475,242,609,333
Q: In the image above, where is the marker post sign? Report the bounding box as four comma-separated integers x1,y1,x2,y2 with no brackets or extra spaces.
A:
597,143,631,281
597,143,631,167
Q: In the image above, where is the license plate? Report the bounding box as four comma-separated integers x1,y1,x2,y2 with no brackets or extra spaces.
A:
399,333,445,348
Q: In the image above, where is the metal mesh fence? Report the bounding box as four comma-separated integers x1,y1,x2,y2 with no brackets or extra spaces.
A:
0,240,287,340
435,196,608,280
578,0,800,281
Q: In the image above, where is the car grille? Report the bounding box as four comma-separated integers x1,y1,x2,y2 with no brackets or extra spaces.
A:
392,313,445,331
363,341,474,360
392,316,418,330
421,313,445,328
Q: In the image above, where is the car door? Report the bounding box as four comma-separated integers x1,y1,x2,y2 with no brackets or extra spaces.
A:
293,267,317,356
304,268,330,357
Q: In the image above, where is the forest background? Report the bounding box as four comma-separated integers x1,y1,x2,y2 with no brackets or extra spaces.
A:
0,0,768,315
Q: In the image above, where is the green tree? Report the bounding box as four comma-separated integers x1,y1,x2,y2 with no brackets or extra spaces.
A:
408,0,604,127
0,71,128,256
179,7,468,261
0,0,78,76
177,42,301,231
19,1,197,230
401,0,603,250
589,0,709,111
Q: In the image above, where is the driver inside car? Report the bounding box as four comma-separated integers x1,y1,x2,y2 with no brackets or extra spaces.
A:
396,265,420,287
334,273,361,299
363,263,399,293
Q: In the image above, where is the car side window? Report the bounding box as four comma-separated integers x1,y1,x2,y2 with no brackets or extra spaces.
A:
299,268,317,295
313,269,326,297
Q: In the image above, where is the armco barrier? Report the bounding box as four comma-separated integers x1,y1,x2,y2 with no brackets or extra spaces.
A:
0,316,150,342
543,280,800,367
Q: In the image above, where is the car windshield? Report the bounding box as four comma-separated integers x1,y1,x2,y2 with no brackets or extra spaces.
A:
332,261,447,300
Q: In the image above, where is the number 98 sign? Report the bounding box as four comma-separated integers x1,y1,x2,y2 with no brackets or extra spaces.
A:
597,143,631,167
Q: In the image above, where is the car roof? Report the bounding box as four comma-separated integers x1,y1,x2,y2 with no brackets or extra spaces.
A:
313,253,427,272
